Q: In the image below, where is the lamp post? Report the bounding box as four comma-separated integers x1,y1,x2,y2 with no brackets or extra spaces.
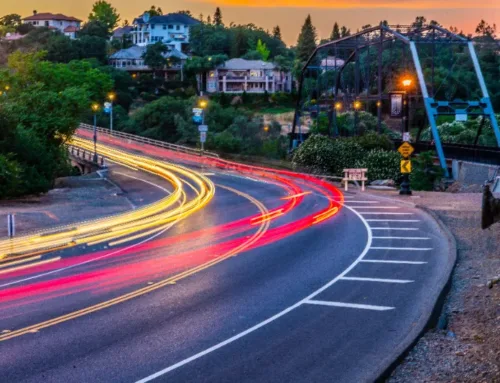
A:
107,92,115,135
334,102,342,136
399,78,412,195
199,99,208,151
91,103,100,163
353,100,361,135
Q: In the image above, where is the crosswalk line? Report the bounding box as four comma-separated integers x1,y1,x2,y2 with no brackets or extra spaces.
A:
304,300,394,311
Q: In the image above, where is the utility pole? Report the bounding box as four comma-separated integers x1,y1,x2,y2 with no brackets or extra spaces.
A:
92,103,99,163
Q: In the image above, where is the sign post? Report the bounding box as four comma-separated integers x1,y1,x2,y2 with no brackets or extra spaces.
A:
398,141,414,195
7,214,15,238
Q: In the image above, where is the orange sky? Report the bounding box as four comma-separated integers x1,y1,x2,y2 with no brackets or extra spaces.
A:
1,0,498,44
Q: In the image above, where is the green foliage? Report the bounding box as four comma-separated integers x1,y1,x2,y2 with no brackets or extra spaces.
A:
0,52,113,197
421,116,500,147
272,26,282,41
330,22,340,40
79,20,110,39
142,42,168,70
0,14,21,27
88,0,120,34
256,39,270,61
356,149,400,182
410,151,444,191
296,15,317,63
213,7,223,26
354,132,394,151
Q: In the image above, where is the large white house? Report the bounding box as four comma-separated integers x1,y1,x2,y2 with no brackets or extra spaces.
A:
22,11,81,39
131,13,200,52
206,59,293,94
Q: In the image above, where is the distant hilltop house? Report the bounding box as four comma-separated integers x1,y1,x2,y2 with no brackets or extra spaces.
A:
111,26,134,41
205,58,293,94
109,45,188,80
131,12,200,52
22,11,81,39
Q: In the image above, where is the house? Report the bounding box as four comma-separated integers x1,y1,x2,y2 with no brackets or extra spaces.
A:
109,45,188,80
131,12,199,52
111,26,134,41
22,11,81,39
205,58,293,94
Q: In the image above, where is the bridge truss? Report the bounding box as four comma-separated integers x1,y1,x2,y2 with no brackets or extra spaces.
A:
292,23,500,176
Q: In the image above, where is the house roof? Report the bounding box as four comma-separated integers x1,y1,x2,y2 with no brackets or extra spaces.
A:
134,13,199,26
109,45,188,60
63,26,79,33
218,58,277,70
112,26,134,37
23,13,81,22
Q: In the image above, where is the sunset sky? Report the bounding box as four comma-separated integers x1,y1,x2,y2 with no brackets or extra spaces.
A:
1,0,498,44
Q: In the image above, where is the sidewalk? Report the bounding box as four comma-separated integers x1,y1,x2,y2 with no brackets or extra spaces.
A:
361,189,500,382
0,173,133,238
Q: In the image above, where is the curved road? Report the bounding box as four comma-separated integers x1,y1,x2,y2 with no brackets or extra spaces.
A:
0,131,451,383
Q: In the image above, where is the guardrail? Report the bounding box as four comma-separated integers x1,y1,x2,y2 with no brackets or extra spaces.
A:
68,144,106,167
79,124,220,159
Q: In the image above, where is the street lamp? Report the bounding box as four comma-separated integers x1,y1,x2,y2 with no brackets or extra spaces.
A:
198,99,208,151
353,100,361,135
399,77,412,195
91,103,100,163
107,92,116,135
263,125,269,132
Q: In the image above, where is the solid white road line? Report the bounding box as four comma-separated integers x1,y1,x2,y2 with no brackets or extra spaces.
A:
367,219,420,222
370,227,419,231
135,203,374,383
370,247,433,251
304,300,394,311
349,206,400,209
373,236,430,240
361,212,414,215
341,276,414,283
361,259,427,265
344,201,379,204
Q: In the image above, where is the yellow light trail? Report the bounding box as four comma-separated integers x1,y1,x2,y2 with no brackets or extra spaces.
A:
0,137,215,262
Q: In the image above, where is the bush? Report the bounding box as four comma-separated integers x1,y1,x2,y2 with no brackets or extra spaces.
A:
356,149,400,182
353,132,394,152
0,154,24,198
410,151,444,191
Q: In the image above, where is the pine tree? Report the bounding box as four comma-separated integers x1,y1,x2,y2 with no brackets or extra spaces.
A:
330,22,340,40
213,7,223,26
232,28,248,58
340,25,351,38
207,15,212,25
272,25,282,41
296,15,317,62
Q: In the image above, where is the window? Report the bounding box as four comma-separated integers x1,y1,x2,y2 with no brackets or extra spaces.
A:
151,24,155,29
163,25,166,30
60,21,63,26
175,25,180,30
45,21,49,27
168,25,173,29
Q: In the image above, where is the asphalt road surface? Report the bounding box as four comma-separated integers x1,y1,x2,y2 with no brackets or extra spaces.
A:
0,132,452,383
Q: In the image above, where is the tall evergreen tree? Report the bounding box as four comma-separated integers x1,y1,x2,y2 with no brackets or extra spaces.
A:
272,25,282,41
231,28,248,58
296,15,317,62
340,25,351,38
330,22,340,40
213,7,223,26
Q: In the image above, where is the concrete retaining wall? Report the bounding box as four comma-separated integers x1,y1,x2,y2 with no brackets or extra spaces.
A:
452,160,499,184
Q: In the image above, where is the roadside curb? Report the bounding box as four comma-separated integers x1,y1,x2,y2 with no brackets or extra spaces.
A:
373,202,458,382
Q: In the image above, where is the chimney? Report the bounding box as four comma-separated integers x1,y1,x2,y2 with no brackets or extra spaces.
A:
33,10,37,15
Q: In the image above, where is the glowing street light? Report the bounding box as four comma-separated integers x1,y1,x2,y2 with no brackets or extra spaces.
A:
402,78,412,88
353,100,362,110
263,126,269,132
91,103,100,162
107,93,116,134
376,100,382,108
4,85,10,91
199,100,208,109
334,102,342,111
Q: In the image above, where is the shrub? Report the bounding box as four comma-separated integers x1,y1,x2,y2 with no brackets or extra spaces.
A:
410,151,444,191
356,149,400,182
353,132,394,152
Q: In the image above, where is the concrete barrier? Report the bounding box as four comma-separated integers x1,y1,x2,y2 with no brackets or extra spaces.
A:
452,160,499,184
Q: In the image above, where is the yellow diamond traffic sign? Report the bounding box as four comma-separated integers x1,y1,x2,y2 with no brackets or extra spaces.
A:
400,159,412,174
398,142,414,158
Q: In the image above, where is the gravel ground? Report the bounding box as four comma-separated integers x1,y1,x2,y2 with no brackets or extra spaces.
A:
365,189,500,382
0,173,134,238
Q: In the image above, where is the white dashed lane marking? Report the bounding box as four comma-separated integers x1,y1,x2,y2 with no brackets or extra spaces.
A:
341,276,414,284
304,300,394,311
361,259,427,265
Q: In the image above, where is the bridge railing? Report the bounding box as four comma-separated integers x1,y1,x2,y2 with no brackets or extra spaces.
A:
67,144,106,167
79,124,220,159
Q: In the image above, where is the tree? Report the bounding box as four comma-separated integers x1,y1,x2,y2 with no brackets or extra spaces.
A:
256,39,270,61
143,42,168,73
475,20,497,38
340,26,350,37
412,16,427,29
176,10,193,16
330,22,340,40
0,14,21,27
79,20,109,39
145,6,163,17
231,28,248,58
88,0,120,34
272,25,282,41
213,7,223,26
296,15,317,62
